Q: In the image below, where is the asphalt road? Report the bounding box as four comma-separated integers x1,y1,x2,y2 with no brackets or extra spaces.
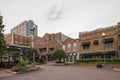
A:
1,64,120,80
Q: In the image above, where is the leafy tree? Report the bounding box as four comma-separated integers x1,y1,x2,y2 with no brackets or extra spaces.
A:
12,51,21,61
0,14,6,62
22,48,33,61
17,43,33,62
51,50,67,63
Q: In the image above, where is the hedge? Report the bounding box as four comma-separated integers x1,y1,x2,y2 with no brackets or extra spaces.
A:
74,58,120,64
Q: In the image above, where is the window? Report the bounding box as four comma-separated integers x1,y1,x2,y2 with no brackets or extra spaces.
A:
93,40,99,45
103,38,114,48
39,48,47,53
67,43,71,52
44,38,49,42
62,45,65,51
83,45,89,49
104,43,113,48
82,41,90,50
73,43,77,52
104,38,113,43
4,57,7,61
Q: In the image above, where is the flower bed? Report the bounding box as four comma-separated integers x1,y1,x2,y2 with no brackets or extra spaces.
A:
7,65,40,74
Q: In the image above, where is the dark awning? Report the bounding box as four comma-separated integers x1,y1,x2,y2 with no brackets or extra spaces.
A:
82,41,90,46
80,50,116,56
80,52,102,56
104,38,114,43
105,50,116,55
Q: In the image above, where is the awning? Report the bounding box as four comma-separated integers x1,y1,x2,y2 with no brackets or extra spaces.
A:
104,38,114,43
82,41,90,46
105,50,116,55
80,50,116,56
80,52,102,56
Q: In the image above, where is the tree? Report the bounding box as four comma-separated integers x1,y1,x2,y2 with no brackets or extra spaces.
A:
51,50,67,63
0,14,6,62
22,48,33,61
12,51,20,61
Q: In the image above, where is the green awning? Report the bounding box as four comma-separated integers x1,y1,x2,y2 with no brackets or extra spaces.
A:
80,50,116,56
104,38,114,43
80,52,102,56
105,50,116,54
82,41,90,46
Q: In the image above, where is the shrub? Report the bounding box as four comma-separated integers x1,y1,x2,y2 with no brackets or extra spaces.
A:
51,50,67,63
74,58,120,64
17,60,29,72
37,59,45,64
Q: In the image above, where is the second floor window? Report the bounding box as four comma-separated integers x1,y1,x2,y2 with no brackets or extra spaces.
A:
73,43,77,52
62,45,65,51
83,45,90,49
103,38,113,48
104,43,113,48
82,41,90,50
67,43,71,52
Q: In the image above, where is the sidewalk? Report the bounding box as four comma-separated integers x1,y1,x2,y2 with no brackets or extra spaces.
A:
0,68,13,78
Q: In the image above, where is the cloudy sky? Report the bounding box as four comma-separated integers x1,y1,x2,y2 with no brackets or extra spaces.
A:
0,0,120,38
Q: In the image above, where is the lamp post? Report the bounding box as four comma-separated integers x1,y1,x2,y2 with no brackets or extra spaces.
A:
7,46,10,68
102,32,106,64
30,25,36,64
19,48,23,61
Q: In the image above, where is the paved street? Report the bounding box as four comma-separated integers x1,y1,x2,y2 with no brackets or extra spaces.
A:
1,64,120,80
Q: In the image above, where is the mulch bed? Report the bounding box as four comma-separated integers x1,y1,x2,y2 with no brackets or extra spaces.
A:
6,66,40,74
72,64,120,69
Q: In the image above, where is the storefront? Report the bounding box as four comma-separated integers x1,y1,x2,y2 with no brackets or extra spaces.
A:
80,50,116,59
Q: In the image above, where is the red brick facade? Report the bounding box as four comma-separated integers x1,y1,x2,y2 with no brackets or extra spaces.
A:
5,33,32,46
62,38,79,62
37,32,68,61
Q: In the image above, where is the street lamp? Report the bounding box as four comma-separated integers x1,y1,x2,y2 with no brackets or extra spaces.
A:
102,32,106,64
30,25,36,64
19,48,23,61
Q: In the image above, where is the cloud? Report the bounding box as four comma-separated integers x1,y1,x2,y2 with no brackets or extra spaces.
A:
46,4,64,21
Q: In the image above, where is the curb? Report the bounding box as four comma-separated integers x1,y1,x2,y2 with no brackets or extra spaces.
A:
6,67,41,74
0,68,43,80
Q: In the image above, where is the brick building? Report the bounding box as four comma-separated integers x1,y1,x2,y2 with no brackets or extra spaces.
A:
79,22,120,58
38,32,68,61
62,38,79,62
5,33,32,46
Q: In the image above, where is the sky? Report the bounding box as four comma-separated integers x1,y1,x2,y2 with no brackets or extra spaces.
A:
0,0,120,38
